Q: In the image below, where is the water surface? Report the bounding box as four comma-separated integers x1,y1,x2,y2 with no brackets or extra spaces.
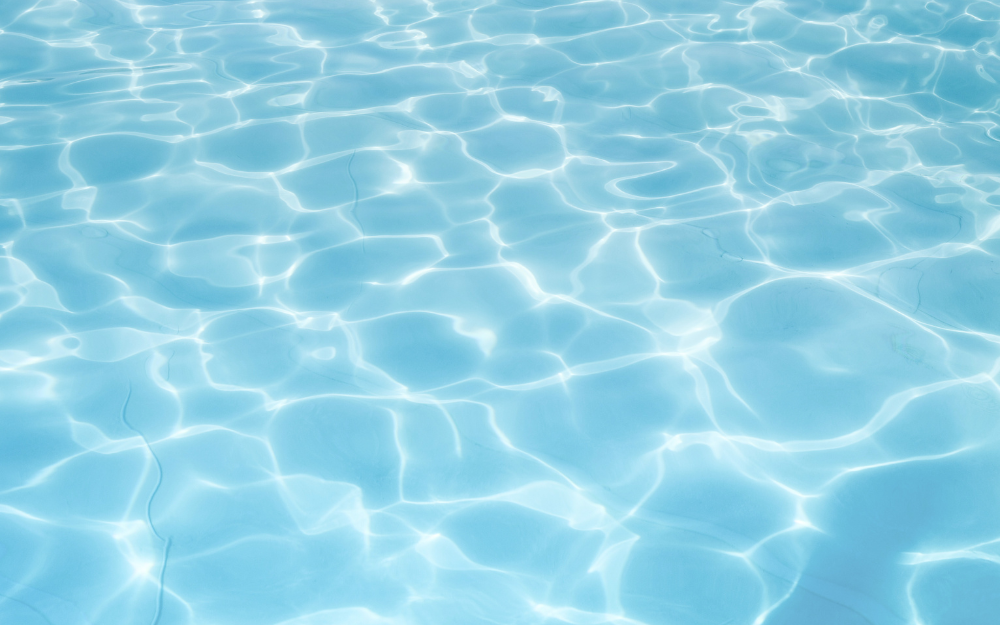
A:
2,1,1000,624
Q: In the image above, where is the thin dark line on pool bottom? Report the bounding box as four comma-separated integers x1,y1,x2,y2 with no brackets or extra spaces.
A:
348,149,365,253
120,382,170,625
0,593,56,625
345,149,368,317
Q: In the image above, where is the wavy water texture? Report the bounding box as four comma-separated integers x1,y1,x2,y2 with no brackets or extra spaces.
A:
1,0,1000,623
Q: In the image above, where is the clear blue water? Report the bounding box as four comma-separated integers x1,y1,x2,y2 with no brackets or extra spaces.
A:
2,0,1000,623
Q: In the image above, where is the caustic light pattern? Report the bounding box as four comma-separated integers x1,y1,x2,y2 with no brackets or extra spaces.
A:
1,0,1000,624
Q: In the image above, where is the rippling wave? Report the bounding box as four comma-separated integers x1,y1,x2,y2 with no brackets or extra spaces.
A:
2,0,999,623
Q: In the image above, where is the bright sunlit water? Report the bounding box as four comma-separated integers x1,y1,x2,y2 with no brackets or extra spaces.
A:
2,1,1000,623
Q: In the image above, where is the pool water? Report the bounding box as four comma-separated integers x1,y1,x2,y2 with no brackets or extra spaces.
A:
2,1,1000,624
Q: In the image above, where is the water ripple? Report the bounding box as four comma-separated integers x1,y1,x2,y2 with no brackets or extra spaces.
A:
1,0,999,623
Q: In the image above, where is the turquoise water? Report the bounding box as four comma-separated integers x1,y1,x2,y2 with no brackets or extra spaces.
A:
2,0,1000,623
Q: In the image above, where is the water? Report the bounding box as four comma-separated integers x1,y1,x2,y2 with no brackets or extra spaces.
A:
1,0,999,623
